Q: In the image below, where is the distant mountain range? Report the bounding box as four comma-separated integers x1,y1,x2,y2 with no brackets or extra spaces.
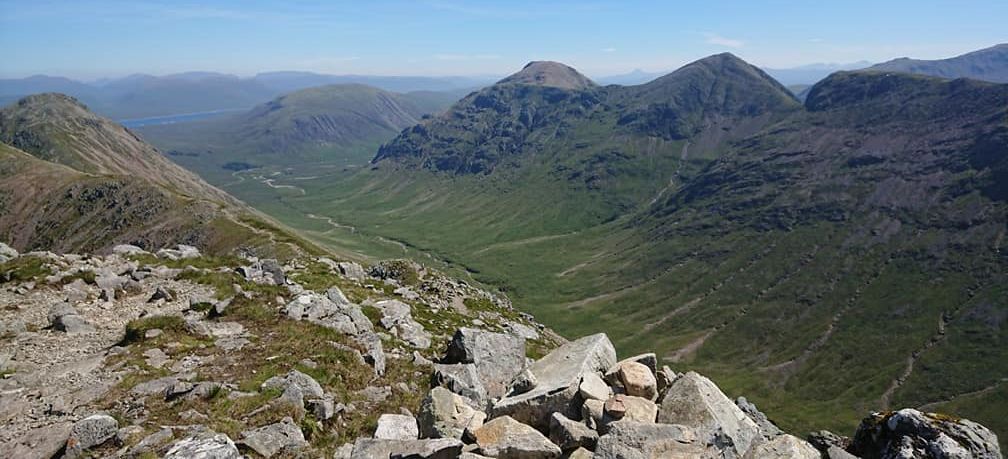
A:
868,43,1008,82
0,71,493,120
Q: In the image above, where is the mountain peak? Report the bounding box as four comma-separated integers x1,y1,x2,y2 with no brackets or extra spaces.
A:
497,61,596,90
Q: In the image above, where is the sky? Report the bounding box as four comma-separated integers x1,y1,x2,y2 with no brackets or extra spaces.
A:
0,0,1005,80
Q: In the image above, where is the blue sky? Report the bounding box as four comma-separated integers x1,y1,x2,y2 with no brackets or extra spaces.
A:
1,0,1005,79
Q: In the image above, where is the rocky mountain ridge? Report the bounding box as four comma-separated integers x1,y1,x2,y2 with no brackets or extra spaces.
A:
0,243,1000,458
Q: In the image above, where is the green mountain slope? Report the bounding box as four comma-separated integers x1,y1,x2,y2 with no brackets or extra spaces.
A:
868,43,1008,83
136,84,459,183
0,95,314,258
178,55,1008,445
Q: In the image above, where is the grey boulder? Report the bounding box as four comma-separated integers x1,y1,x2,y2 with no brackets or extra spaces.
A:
375,413,420,440
742,434,819,458
418,386,487,440
62,414,118,459
849,408,1002,459
443,327,527,400
351,438,463,459
491,333,616,430
374,299,431,349
549,412,598,451
594,420,707,459
261,369,325,402
657,371,761,458
164,431,241,459
240,417,307,458
0,242,18,263
473,415,561,459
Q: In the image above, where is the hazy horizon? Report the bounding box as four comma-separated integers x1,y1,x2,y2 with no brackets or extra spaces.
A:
1,0,1005,80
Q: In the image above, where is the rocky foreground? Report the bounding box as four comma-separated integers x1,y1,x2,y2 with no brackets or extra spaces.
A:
0,243,1001,458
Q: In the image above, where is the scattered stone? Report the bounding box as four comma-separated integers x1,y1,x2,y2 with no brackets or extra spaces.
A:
63,413,118,458
1,422,72,459
549,412,598,451
807,430,851,453
578,371,611,402
351,438,464,458
144,328,163,339
492,333,616,430
744,434,820,458
849,408,1003,459
581,398,606,430
49,303,95,334
148,286,174,302
241,417,308,458
143,347,170,368
375,413,420,440
509,367,537,395
473,415,562,459
338,261,368,282
432,363,490,408
736,396,783,439
656,365,677,395
112,244,146,256
443,327,527,400
419,386,487,440
164,431,240,459
657,371,761,458
0,242,18,263
127,427,174,457
616,361,657,400
307,397,337,420
594,421,704,458
374,299,432,349
261,369,325,401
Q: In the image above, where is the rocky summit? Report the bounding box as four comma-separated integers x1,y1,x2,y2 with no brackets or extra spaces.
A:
0,242,1000,458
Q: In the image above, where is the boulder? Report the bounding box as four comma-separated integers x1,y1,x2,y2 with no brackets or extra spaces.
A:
594,421,706,458
375,413,420,440
433,363,490,408
418,386,487,440
338,261,368,282
742,434,819,458
849,408,1003,459
549,412,598,451
374,299,431,349
581,399,606,430
443,327,527,400
63,414,118,459
578,371,611,402
826,445,859,459
1,422,72,459
473,415,562,459
736,396,783,439
492,333,617,430
149,286,174,302
616,361,657,400
605,394,657,424
261,369,325,401
284,292,368,335
807,429,850,452
112,244,146,256
240,417,308,458
164,431,241,459
0,242,18,263
49,303,95,334
657,371,761,458
351,438,463,459
567,447,593,459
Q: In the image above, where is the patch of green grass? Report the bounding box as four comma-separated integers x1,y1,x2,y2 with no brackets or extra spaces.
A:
0,256,52,284
122,315,187,345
